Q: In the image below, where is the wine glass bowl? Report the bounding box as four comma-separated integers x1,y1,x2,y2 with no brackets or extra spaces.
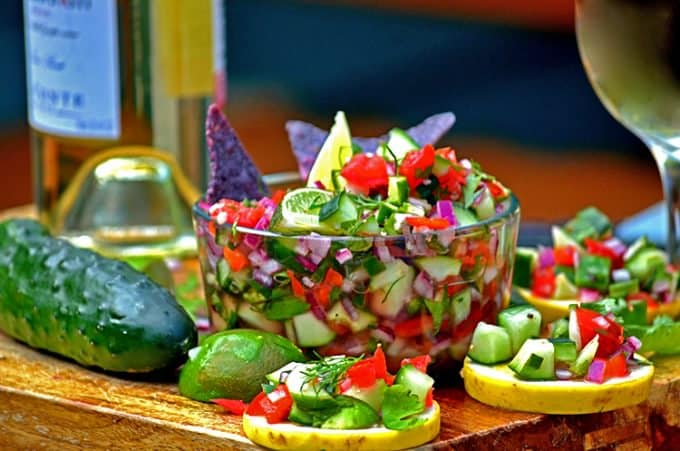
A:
575,0,680,261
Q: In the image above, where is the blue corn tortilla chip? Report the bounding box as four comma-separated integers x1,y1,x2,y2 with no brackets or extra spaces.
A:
205,104,269,203
285,112,456,180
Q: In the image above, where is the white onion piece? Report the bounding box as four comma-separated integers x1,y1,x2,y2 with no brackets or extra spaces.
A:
611,268,631,282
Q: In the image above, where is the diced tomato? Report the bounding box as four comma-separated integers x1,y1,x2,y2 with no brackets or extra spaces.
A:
313,284,332,307
424,388,434,408
271,189,286,205
212,398,248,415
327,321,350,336
347,359,377,388
400,355,432,373
584,238,622,268
435,147,457,163
372,345,393,384
485,180,506,199
246,384,293,423
288,270,305,298
399,144,436,189
627,291,659,309
223,247,249,272
405,216,451,230
340,154,389,193
554,245,577,267
447,283,468,297
573,308,624,358
323,268,344,288
211,199,266,228
395,315,434,338
531,266,555,298
338,377,353,393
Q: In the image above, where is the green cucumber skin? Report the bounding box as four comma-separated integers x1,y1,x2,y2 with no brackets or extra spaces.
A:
0,219,197,373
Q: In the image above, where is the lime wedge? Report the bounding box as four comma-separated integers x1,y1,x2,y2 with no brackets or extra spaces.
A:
306,111,353,190
272,188,335,233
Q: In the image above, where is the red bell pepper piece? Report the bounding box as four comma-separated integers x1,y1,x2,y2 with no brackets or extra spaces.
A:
323,268,344,288
531,266,556,298
627,291,659,309
395,315,434,338
246,384,293,424
584,238,622,268
212,398,248,415
346,359,378,388
287,270,305,298
573,308,624,358
271,189,286,205
400,355,432,373
405,216,451,230
554,245,577,267
223,247,249,272
340,154,389,193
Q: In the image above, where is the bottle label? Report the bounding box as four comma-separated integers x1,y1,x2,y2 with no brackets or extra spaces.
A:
24,0,120,139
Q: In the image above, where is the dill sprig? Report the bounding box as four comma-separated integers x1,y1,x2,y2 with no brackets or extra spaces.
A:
301,354,362,396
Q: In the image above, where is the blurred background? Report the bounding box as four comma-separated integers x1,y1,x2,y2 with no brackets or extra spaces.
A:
2,0,661,222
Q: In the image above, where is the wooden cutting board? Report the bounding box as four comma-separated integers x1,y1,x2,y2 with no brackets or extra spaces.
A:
0,332,678,450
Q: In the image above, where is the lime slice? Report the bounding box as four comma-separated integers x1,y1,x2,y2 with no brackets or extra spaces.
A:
274,188,334,233
306,111,353,190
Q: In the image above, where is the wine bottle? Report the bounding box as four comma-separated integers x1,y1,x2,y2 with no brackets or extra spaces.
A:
23,0,226,258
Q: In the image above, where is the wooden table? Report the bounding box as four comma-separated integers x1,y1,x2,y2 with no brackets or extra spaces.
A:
0,208,679,449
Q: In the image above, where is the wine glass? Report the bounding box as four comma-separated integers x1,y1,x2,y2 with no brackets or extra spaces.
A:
575,0,680,262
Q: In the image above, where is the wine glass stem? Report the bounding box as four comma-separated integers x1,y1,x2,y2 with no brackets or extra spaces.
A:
648,139,680,263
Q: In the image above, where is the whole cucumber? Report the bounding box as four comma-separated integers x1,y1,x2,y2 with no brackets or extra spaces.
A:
0,219,198,372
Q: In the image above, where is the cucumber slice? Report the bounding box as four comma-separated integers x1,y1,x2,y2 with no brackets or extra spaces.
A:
394,363,434,404
551,225,582,250
570,335,599,376
473,188,495,221
320,192,359,232
468,322,513,364
327,302,377,333
623,236,653,262
575,254,611,292
508,338,555,381
369,259,408,291
497,306,542,355
342,379,387,412
292,311,336,347
450,287,472,327
513,247,537,289
624,248,667,284
321,396,380,430
549,338,578,364
454,205,478,227
237,303,283,334
377,128,418,161
414,256,462,282
369,263,415,318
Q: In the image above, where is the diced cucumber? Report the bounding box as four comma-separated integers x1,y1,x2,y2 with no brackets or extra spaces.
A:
387,176,409,205
512,247,537,289
467,322,513,364
288,403,314,425
327,302,377,333
575,254,611,292
369,262,415,318
549,338,578,364
237,303,283,334
623,236,653,262
554,265,575,283
292,311,337,347
608,279,639,298
269,361,335,410
377,203,397,225
342,379,387,412
450,287,472,326
497,306,542,354
394,364,434,404
565,206,611,242
474,188,495,221
569,335,599,376
214,226,232,246
355,216,380,236
320,193,358,231
550,318,569,339
216,259,231,289
508,338,555,381
551,225,582,250
369,259,409,291
377,128,418,161
402,202,427,217
624,248,667,285
321,396,380,430
266,361,303,385
554,273,579,299
453,205,478,227
432,154,452,177
414,256,462,283
384,213,411,235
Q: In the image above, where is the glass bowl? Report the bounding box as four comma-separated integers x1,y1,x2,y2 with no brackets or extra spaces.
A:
192,194,520,375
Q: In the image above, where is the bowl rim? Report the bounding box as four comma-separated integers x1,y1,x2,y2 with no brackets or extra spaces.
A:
193,193,520,241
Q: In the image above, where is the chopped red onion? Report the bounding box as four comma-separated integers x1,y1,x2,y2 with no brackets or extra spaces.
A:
198,200,212,211
253,269,273,287
306,234,331,260
555,368,573,380
309,252,325,265
301,276,315,288
652,279,670,294
258,197,277,211
248,250,266,267
436,227,456,248
254,216,270,230
341,297,359,321
436,200,456,225
341,279,355,293
295,255,318,272
243,233,262,250
603,237,627,259
429,338,452,356
195,318,211,331
488,229,499,256
313,180,326,189
408,197,432,211
306,292,326,321
578,288,601,302
335,247,353,264
375,244,394,263
294,239,309,256
624,335,642,354
585,358,606,383
371,326,395,344
537,246,555,269
413,271,435,300
611,268,631,282
260,258,284,275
